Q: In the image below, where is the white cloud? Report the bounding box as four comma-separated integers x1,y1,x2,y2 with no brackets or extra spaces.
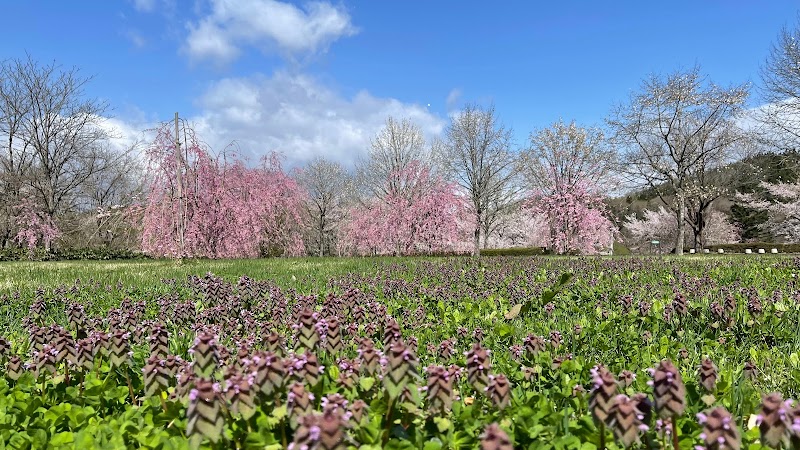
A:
185,71,445,168
132,0,156,12
184,0,357,64
446,88,462,111
124,30,147,49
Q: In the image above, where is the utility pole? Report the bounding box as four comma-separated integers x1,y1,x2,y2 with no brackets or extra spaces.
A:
175,112,185,259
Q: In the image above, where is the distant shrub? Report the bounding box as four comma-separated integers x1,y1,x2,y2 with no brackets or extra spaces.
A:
613,242,632,255
0,247,151,261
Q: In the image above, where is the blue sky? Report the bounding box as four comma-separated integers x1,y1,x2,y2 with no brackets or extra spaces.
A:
1,0,797,167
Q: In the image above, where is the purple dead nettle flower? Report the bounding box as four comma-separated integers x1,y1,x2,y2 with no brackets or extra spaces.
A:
698,357,719,392
190,330,219,378
590,365,618,424
618,370,636,389
335,358,360,389
465,343,491,392
549,330,562,348
73,338,95,372
649,359,686,419
479,423,514,450
619,295,633,313
425,365,454,414
186,377,224,444
147,323,170,358
509,344,524,360
286,352,322,386
544,302,555,316
324,317,343,355
747,294,763,316
638,300,651,317
5,355,23,381
289,409,346,450
286,382,314,428
224,371,256,420
52,326,76,365
426,342,437,356
743,361,757,381
247,350,285,397
34,344,59,376
349,399,368,425
321,393,351,423
438,339,455,361
108,329,132,368
406,336,418,354
696,407,741,450
383,340,420,399
363,322,378,339
485,374,511,410
662,305,674,323
383,317,401,348
756,393,797,449
709,301,725,322
551,354,572,370
524,334,547,358
294,308,321,352
606,394,649,448
142,354,171,397
263,331,285,357
66,302,86,332
724,293,736,315
356,338,381,377
473,327,484,342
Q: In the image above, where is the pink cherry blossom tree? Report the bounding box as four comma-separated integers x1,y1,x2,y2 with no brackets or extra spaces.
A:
140,124,305,258
737,181,800,242
527,181,615,254
12,195,61,252
340,161,467,255
623,206,740,251
519,121,618,254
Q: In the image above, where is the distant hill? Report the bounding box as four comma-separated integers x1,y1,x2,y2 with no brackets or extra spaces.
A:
606,149,800,242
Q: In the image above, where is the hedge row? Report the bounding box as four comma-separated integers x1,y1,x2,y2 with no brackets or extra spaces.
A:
0,247,151,261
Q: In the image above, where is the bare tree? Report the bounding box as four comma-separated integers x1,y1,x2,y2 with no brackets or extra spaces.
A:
295,157,351,256
607,67,749,255
519,119,617,194
435,104,517,256
357,116,429,202
0,56,128,251
0,59,35,247
16,58,112,221
758,15,800,151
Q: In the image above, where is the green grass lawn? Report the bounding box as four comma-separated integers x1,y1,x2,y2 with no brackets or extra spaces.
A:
0,257,389,294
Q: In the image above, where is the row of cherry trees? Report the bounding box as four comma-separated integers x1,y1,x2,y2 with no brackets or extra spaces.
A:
136,112,619,258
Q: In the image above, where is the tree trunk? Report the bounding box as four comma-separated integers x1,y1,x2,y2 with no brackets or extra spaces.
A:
675,196,685,255
697,210,706,251
473,211,481,257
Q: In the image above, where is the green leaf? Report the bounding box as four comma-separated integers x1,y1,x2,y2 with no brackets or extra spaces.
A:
360,377,376,392
433,417,452,433
49,432,74,447
423,438,444,450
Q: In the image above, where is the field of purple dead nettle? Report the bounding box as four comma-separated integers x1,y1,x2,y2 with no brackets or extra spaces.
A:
0,256,799,449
